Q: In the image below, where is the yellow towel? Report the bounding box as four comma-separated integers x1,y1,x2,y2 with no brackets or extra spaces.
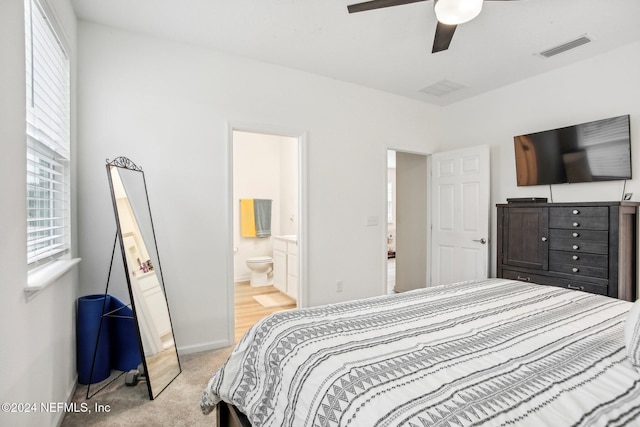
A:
240,199,257,237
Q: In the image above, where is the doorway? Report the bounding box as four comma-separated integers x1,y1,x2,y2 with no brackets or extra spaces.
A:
386,149,429,293
230,127,306,343
385,145,490,294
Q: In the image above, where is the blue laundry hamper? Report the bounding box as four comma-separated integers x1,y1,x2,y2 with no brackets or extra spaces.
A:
76,294,112,384
109,296,142,371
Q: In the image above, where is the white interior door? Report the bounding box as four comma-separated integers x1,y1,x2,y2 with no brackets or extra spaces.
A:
431,145,490,285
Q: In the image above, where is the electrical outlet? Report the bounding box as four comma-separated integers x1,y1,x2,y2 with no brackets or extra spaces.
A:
336,280,343,293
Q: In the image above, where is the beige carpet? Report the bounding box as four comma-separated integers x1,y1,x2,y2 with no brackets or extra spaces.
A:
61,346,233,427
252,292,296,308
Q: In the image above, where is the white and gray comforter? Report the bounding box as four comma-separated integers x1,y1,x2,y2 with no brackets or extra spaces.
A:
201,279,640,426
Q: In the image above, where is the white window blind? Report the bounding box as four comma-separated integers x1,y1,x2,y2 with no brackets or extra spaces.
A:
25,0,71,265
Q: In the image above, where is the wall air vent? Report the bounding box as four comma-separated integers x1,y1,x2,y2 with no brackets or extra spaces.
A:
538,34,593,58
419,79,466,97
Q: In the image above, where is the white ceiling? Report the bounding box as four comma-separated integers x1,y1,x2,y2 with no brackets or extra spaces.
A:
70,0,640,106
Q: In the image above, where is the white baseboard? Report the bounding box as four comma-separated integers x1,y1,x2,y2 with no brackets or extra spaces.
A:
177,338,232,355
56,374,78,427
234,275,251,283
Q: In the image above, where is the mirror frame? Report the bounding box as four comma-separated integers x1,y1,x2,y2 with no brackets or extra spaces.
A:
106,156,181,399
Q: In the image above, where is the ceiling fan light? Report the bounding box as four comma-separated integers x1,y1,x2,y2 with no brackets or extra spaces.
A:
434,0,483,25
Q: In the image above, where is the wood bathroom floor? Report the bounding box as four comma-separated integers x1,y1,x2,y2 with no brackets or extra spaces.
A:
234,281,296,343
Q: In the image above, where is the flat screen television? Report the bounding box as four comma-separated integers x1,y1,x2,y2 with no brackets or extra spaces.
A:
514,115,631,186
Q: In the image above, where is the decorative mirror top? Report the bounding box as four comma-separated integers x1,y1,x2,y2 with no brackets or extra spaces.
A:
106,156,143,171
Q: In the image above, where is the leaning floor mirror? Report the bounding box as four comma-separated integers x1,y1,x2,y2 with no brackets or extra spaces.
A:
106,157,181,399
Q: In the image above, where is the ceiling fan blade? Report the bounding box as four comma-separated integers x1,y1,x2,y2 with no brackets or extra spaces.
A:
432,21,456,53
348,0,427,14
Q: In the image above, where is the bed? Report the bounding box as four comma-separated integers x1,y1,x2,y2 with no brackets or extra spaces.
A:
201,278,640,426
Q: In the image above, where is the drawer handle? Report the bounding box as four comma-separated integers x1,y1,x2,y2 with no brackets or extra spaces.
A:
573,244,579,250
573,232,579,238
572,209,580,215
541,236,548,242
572,255,579,260
516,275,531,282
572,267,579,273
573,222,580,227
567,284,585,291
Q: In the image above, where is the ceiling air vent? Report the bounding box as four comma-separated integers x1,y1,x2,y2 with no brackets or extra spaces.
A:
538,34,593,58
419,79,466,97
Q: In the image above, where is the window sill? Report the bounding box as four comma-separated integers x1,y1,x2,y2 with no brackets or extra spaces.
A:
25,258,81,300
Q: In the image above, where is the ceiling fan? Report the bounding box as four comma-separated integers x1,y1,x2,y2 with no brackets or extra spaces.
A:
347,0,521,53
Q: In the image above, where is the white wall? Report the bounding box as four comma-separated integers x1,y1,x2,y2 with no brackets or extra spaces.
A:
75,22,443,352
440,40,640,278
0,0,79,426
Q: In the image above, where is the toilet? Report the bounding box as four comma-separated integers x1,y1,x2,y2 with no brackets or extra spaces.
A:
245,256,273,287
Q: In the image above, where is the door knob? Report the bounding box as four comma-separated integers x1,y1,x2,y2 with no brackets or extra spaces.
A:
473,238,487,244
541,236,548,242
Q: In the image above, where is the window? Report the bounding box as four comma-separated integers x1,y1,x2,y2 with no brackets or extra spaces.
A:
25,0,71,266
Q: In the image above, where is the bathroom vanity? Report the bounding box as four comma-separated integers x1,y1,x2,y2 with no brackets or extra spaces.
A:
273,235,297,300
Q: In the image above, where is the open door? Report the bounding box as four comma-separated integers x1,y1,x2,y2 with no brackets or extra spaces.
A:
431,145,490,285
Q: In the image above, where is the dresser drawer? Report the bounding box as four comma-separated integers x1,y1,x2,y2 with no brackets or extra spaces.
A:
502,269,608,296
549,214,609,230
548,250,607,268
548,238,608,254
549,262,607,278
550,207,608,218
548,228,608,242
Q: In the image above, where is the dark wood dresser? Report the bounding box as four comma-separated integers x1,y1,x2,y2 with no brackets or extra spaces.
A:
497,201,639,301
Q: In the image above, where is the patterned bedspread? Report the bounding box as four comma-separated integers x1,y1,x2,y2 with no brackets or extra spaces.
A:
201,279,640,426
